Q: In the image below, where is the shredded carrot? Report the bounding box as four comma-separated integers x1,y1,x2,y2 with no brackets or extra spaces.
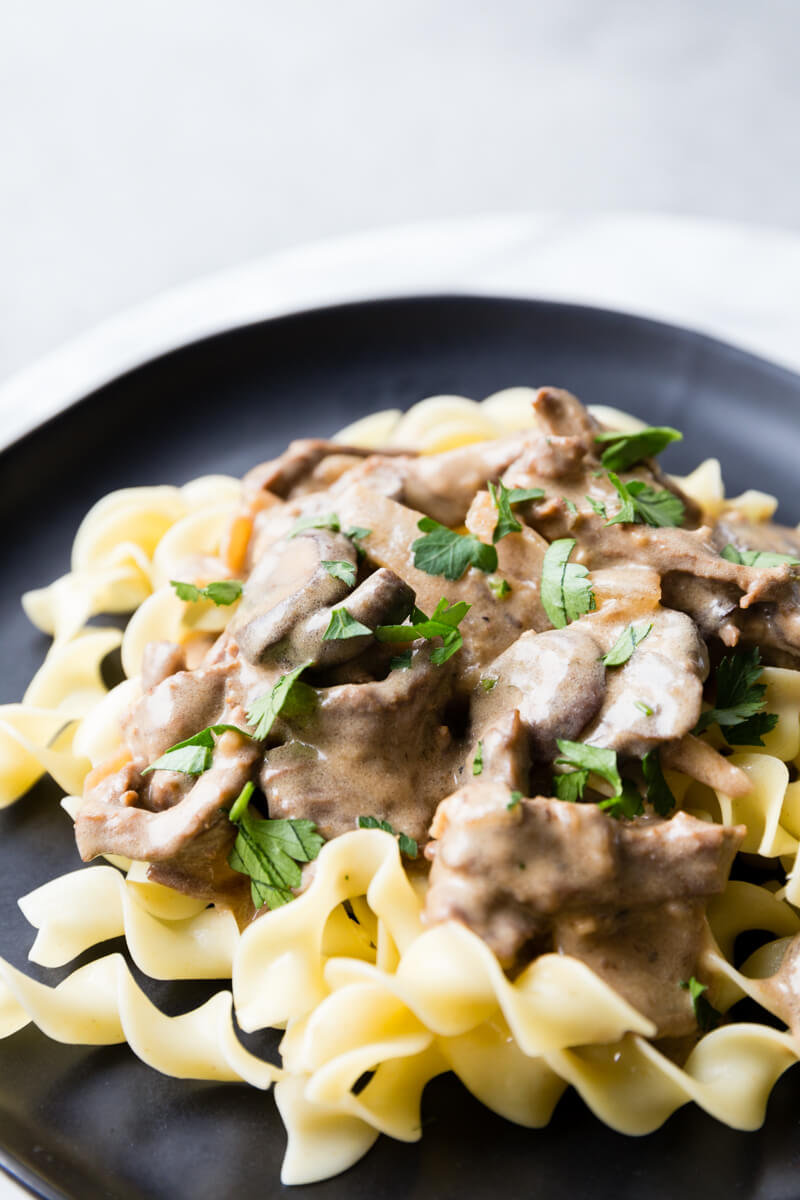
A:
222,514,253,574
84,746,132,793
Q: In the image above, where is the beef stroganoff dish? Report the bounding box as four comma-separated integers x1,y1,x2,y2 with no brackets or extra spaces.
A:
4,385,800,1185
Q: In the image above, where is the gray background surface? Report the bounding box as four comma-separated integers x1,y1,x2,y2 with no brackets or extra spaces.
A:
2,0,797,383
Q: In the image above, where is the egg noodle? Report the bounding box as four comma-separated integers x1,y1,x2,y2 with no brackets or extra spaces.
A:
2,388,800,1185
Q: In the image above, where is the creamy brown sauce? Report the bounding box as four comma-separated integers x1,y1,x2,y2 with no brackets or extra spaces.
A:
76,386,800,1036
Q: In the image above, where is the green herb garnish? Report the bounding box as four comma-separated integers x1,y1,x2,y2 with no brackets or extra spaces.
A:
171,579,243,606
540,538,596,629
489,575,511,599
390,649,413,670
586,496,608,518
289,513,341,537
323,607,373,640
228,785,324,910
553,739,643,818
376,598,470,665
720,544,800,569
605,472,685,528
412,517,498,580
679,976,720,1033
642,747,676,816
634,700,654,716
321,560,357,587
142,723,251,775
507,790,522,810
487,481,544,543
601,622,653,668
594,426,682,472
246,662,314,740
563,497,578,516
357,815,418,858
472,741,483,776
693,647,778,746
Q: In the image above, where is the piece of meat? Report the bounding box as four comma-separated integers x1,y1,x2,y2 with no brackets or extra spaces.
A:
242,439,375,500
336,485,548,686
425,782,743,1035
141,641,187,692
477,709,529,794
260,652,459,842
473,627,606,760
661,734,751,798
76,729,260,863
712,514,800,560
147,809,254,926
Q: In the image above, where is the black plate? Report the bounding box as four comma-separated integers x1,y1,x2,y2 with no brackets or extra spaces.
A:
3,296,800,1200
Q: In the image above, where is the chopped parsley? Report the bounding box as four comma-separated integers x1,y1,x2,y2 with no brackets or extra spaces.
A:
412,517,498,580
553,739,643,818
586,496,608,518
346,526,371,558
563,497,578,516
594,426,682,472
323,607,373,640
720,544,800,569
390,649,413,670
605,472,685,528
540,538,596,629
246,662,314,740
642,747,676,816
634,700,654,716
507,790,522,810
376,598,470,665
142,723,251,775
289,512,341,537
170,579,243,606
679,976,721,1033
693,647,778,746
487,481,544,543
489,575,511,599
480,677,497,692
321,559,357,588
227,783,324,910
472,741,483,776
357,815,418,858
601,622,653,668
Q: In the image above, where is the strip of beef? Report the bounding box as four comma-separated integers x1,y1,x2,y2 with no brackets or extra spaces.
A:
259,650,460,842
425,781,743,1036
336,485,548,687
242,439,377,500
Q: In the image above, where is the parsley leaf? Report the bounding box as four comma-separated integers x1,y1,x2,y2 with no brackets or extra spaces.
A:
563,497,578,516
376,598,470,665
472,741,483,776
228,792,324,910
605,472,685,528
586,496,608,518
693,647,778,745
507,790,522,810
601,621,653,667
594,426,682,472
412,517,497,580
487,481,544,543
356,815,418,858
171,579,243,606
553,739,643,819
635,700,654,716
345,526,371,559
321,560,357,588
720,544,800,569
246,662,314,740
390,649,413,670
323,607,373,640
540,538,596,629
289,512,341,537
679,976,720,1033
480,677,497,691
489,575,511,599
142,723,251,775
642,747,676,816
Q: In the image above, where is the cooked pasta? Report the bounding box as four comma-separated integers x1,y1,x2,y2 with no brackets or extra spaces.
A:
4,385,800,1187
